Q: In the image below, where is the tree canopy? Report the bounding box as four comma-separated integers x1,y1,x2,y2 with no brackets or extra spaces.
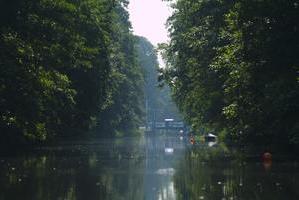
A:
0,0,145,144
160,0,299,148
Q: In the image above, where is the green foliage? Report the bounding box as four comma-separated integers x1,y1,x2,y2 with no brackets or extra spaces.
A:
161,0,299,148
0,0,145,144
93,2,145,137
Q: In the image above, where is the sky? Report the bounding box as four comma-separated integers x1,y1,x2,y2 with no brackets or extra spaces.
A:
128,0,172,46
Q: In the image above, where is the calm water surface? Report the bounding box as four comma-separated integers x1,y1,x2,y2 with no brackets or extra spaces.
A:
0,134,299,200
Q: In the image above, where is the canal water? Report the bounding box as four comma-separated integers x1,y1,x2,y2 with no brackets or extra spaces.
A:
0,134,299,200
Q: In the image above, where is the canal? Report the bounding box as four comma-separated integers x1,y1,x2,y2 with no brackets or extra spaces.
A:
0,134,299,200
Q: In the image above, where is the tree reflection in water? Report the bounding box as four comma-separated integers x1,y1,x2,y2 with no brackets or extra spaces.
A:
1,138,299,200
0,138,145,200
174,144,299,200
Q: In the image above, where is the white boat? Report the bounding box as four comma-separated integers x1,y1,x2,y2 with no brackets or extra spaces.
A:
205,133,217,141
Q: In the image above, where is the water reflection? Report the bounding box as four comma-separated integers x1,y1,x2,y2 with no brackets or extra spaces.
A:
144,134,185,200
0,135,299,200
0,138,146,200
174,145,299,200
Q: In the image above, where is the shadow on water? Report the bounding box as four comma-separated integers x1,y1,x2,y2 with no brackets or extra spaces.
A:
0,134,299,200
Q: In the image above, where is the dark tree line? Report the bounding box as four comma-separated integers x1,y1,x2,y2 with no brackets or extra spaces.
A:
160,0,299,148
0,0,145,144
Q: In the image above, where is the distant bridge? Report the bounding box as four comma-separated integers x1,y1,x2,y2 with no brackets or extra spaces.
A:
146,121,186,131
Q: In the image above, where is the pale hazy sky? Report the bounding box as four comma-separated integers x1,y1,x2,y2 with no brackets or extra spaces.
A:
128,0,172,46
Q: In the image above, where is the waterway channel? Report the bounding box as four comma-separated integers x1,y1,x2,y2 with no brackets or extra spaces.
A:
0,134,299,200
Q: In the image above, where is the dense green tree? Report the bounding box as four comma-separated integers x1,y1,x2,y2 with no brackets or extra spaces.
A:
160,0,231,130
161,0,299,148
0,0,146,144
93,1,145,137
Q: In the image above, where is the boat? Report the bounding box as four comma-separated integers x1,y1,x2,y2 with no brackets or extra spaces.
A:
204,133,217,142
